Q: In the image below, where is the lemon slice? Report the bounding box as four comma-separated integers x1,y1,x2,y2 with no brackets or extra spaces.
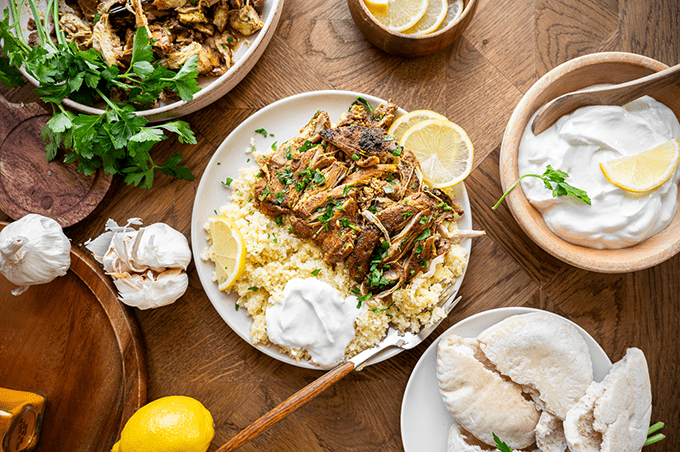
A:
441,0,464,28
364,0,388,14
402,0,448,35
400,119,474,188
208,216,246,290
388,109,449,142
600,139,680,193
368,0,430,33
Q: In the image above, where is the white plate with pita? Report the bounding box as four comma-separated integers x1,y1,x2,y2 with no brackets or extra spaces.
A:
400,307,612,452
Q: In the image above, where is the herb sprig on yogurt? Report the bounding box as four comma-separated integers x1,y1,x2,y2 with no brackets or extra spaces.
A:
492,165,591,210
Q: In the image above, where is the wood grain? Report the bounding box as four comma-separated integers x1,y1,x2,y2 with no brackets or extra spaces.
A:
1,0,679,450
0,228,146,451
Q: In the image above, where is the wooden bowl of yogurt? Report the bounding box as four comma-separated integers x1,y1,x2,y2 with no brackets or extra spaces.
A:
499,52,680,273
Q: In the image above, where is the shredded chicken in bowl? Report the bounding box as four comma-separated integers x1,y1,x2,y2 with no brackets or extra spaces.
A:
59,0,265,78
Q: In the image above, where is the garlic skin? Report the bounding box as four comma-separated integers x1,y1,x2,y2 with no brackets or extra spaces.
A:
112,268,189,310
86,218,192,309
0,214,71,296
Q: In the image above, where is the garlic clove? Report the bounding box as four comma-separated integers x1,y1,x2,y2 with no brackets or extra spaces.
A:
130,223,192,271
0,214,71,295
113,268,188,310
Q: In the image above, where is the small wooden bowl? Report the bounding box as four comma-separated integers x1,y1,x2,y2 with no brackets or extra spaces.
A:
347,0,478,57
499,52,680,273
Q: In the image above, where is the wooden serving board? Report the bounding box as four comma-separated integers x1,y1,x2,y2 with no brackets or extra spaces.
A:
0,223,146,451
0,95,112,227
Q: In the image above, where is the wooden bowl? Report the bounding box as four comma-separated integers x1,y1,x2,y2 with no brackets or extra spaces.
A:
2,0,283,122
499,52,680,273
347,0,478,57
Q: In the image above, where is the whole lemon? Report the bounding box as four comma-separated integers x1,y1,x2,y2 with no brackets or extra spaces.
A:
112,396,215,452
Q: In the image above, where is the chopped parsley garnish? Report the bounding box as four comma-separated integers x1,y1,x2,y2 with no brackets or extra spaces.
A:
235,303,239,311
311,268,321,276
275,216,283,226
392,146,403,156
299,140,318,153
255,128,269,137
286,146,293,160
384,134,394,141
271,141,277,150
342,185,354,197
419,216,428,224
415,244,423,254
415,228,431,241
384,185,395,194
350,96,374,112
340,217,351,228
222,177,233,187
402,211,413,219
370,302,395,313
356,293,371,308
248,286,258,291
351,153,360,161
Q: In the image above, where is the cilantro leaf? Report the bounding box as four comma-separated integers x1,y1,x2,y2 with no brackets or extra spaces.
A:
492,165,591,210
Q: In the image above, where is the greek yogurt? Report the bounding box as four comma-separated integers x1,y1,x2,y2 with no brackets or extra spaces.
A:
265,278,361,368
518,95,680,249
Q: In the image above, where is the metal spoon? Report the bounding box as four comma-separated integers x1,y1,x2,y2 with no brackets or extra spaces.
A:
215,292,463,452
531,62,680,135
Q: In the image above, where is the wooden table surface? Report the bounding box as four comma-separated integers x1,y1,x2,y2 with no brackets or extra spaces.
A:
1,0,679,450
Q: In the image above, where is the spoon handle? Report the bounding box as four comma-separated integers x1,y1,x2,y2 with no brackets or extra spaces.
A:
531,62,680,134
216,361,355,452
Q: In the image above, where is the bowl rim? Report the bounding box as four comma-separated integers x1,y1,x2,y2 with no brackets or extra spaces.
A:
499,51,680,273
17,0,282,118
353,0,478,40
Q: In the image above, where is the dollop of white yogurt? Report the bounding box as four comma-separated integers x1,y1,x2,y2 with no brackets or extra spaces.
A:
518,95,680,249
265,278,361,368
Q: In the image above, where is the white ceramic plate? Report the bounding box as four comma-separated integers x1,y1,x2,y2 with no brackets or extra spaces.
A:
400,307,613,452
191,90,473,369
1,0,283,122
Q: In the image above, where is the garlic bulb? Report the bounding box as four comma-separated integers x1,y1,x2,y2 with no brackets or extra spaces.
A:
0,214,71,295
86,218,192,309
112,268,188,310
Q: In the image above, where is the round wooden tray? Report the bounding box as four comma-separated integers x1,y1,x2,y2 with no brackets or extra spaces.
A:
0,223,146,451
0,96,112,227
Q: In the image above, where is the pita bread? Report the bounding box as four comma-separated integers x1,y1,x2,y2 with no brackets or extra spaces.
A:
477,312,593,419
535,411,567,452
564,348,652,452
436,334,540,449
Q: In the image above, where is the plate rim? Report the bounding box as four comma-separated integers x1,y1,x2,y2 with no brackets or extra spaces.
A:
399,306,613,452
191,89,473,370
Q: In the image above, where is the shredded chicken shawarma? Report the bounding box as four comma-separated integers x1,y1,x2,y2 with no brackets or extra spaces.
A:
60,0,266,77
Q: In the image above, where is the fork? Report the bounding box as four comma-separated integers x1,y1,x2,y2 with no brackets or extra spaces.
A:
215,290,463,452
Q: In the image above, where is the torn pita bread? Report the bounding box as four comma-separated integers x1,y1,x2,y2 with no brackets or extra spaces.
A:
535,411,567,452
436,334,540,450
477,312,593,419
564,348,652,452
446,421,540,452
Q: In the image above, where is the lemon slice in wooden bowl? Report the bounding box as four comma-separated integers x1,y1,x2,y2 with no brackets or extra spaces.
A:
600,138,680,193
367,0,430,32
207,216,246,290
402,0,448,35
400,119,474,188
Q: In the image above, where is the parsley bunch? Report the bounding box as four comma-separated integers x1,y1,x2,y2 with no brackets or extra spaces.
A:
492,165,591,210
0,0,201,188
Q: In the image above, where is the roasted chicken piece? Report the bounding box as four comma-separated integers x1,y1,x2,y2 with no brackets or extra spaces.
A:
60,13,93,50
91,0,125,67
228,4,263,35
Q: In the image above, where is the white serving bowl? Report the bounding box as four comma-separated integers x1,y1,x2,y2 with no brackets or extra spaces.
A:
3,0,283,122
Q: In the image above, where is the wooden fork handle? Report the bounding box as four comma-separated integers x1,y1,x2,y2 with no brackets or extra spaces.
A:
216,361,356,452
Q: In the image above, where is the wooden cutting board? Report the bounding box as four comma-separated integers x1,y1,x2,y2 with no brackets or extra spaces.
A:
0,223,147,451
0,95,112,227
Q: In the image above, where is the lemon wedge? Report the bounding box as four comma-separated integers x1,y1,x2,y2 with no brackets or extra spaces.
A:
599,139,680,193
400,119,474,188
368,0,430,33
208,216,246,290
388,109,449,142
402,0,448,35
364,0,388,14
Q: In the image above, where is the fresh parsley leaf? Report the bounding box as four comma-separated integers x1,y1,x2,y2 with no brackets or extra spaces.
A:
492,165,591,210
222,177,233,187
255,128,269,137
350,96,374,112
311,268,321,276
